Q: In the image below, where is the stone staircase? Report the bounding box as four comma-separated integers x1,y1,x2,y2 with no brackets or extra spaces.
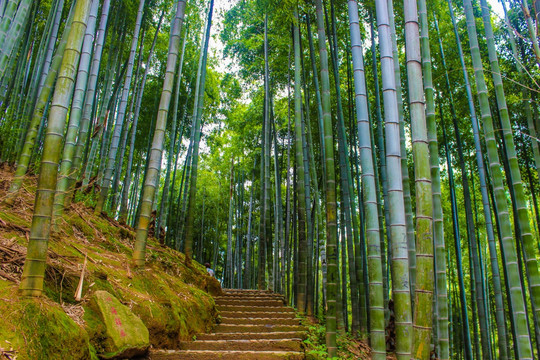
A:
150,289,306,359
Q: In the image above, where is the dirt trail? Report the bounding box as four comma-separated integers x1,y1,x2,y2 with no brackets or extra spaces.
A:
150,289,306,359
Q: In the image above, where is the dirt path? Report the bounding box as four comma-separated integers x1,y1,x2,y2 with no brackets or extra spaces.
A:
150,289,306,359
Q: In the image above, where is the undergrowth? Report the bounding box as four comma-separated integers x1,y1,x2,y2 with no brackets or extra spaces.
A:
302,320,372,360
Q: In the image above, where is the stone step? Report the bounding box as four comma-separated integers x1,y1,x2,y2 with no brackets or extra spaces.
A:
196,331,307,341
150,350,305,360
216,295,286,301
220,317,300,326
216,299,285,307
223,288,273,293
217,305,295,313
220,311,297,319
220,293,276,297
220,290,284,295
215,324,306,333
179,339,303,352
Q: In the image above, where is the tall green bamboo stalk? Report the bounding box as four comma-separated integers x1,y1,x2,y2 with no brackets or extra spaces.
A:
348,1,385,356
326,0,360,332
183,0,213,264
272,119,284,294
417,1,448,358
263,13,273,290
119,10,164,223
387,0,415,285
19,0,92,296
442,119,474,360
95,0,145,214
226,159,234,286
110,34,145,213
434,12,507,358
36,0,67,99
53,0,99,219
458,0,534,356
402,1,434,356
477,5,540,352
375,0,413,357
132,0,186,267
157,27,188,234
305,14,326,185
519,0,540,66
293,10,308,314
368,15,390,319
285,58,293,299
244,163,256,289
501,1,540,183
0,0,18,50
298,32,315,314
314,0,338,355
70,0,110,198
6,6,75,200
0,0,31,79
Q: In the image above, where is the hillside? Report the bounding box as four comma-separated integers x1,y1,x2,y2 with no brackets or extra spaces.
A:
0,166,221,359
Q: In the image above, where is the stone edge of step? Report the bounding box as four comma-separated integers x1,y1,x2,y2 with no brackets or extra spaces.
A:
152,349,305,355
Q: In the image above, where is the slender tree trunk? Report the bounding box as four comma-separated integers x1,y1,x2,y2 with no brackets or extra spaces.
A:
501,2,540,182
459,0,535,356
478,4,540,353
183,0,213,263
157,29,187,234
326,0,360,333
119,10,164,223
20,0,92,296
272,120,284,294
387,0,415,284
375,0,413,357
226,159,234,287
53,0,99,219
293,12,307,313
285,58,292,300
305,14,326,185
519,0,540,66
417,1,447,358
7,7,75,199
132,0,186,267
442,122,474,360
244,165,255,289
369,16,390,323
347,1,385,356
70,0,110,197
298,36,314,314
314,0,338,355
0,0,31,79
111,32,145,214
437,9,509,359
95,0,145,214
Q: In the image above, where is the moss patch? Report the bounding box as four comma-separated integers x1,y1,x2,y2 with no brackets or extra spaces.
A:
0,280,94,360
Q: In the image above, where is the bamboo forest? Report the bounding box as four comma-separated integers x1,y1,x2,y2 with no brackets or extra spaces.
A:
4,0,540,359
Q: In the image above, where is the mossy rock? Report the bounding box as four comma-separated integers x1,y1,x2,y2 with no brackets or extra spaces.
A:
0,281,93,360
203,275,223,296
89,291,149,359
